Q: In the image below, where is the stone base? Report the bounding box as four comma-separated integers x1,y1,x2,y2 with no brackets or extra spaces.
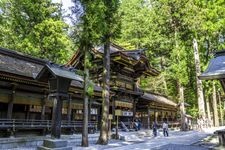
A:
37,139,72,150
37,146,72,150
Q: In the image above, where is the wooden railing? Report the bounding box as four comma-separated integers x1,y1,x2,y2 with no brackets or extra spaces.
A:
0,119,97,131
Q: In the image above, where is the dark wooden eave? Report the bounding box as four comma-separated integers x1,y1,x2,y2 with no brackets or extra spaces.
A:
0,47,102,95
35,63,83,82
67,43,160,77
139,92,177,108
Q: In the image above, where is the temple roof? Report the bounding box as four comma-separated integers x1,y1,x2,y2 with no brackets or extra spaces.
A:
199,50,225,80
141,92,177,107
35,63,83,82
0,47,101,92
67,43,160,77
0,47,46,78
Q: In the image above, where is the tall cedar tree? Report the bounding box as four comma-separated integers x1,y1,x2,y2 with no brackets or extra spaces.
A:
97,0,120,145
71,0,105,147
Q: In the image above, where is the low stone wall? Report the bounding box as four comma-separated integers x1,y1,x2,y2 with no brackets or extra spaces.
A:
0,134,100,149
0,136,46,149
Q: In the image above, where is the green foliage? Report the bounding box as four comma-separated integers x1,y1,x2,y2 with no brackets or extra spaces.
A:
118,0,225,116
0,0,73,64
72,0,106,47
87,80,94,96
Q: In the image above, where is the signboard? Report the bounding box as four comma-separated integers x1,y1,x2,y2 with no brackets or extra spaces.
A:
115,101,133,108
115,109,122,116
109,114,113,120
91,108,98,115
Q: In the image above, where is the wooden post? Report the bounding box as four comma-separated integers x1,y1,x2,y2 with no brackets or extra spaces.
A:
67,95,72,122
116,115,119,139
154,110,156,122
147,107,151,129
7,85,16,119
51,95,63,139
41,94,47,120
133,99,137,121
26,105,30,120
108,117,111,139
112,97,115,121
155,111,158,123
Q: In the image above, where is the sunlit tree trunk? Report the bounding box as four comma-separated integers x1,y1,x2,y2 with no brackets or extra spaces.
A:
178,81,186,131
97,37,110,145
218,92,224,126
82,46,89,147
206,96,212,125
212,81,219,127
193,39,206,119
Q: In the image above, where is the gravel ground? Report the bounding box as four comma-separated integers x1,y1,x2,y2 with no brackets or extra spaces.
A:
5,127,225,150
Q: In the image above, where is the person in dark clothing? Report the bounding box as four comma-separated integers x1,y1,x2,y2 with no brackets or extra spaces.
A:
138,119,141,130
152,121,158,137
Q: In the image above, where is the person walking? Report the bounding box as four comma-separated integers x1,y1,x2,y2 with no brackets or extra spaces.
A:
162,121,169,137
152,121,158,137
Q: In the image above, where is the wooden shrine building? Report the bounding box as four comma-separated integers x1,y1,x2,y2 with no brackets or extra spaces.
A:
0,47,101,136
0,44,178,137
67,43,178,129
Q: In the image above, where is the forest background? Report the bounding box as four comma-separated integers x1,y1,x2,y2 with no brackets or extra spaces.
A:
0,0,225,125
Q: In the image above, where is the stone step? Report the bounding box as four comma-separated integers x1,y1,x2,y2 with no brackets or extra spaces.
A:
120,134,142,142
43,139,68,148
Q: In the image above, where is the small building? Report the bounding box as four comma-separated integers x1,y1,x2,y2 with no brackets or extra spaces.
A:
199,50,225,90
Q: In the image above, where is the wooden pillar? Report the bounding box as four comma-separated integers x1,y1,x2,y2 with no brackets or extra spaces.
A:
67,95,72,122
7,84,16,119
147,107,151,129
133,99,137,121
26,105,30,120
51,95,63,139
112,97,115,121
155,111,158,123
162,111,164,121
41,94,47,120
96,107,99,129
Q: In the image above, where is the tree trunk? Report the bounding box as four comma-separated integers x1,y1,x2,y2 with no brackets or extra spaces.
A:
178,81,186,131
218,92,224,126
82,46,89,147
212,81,219,127
97,38,110,145
206,97,212,125
193,39,206,119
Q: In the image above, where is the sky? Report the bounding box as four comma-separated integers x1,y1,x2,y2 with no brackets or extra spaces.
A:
52,0,74,24
53,0,73,12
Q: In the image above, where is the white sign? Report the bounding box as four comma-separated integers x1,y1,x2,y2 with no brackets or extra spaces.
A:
91,108,98,115
122,111,133,116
